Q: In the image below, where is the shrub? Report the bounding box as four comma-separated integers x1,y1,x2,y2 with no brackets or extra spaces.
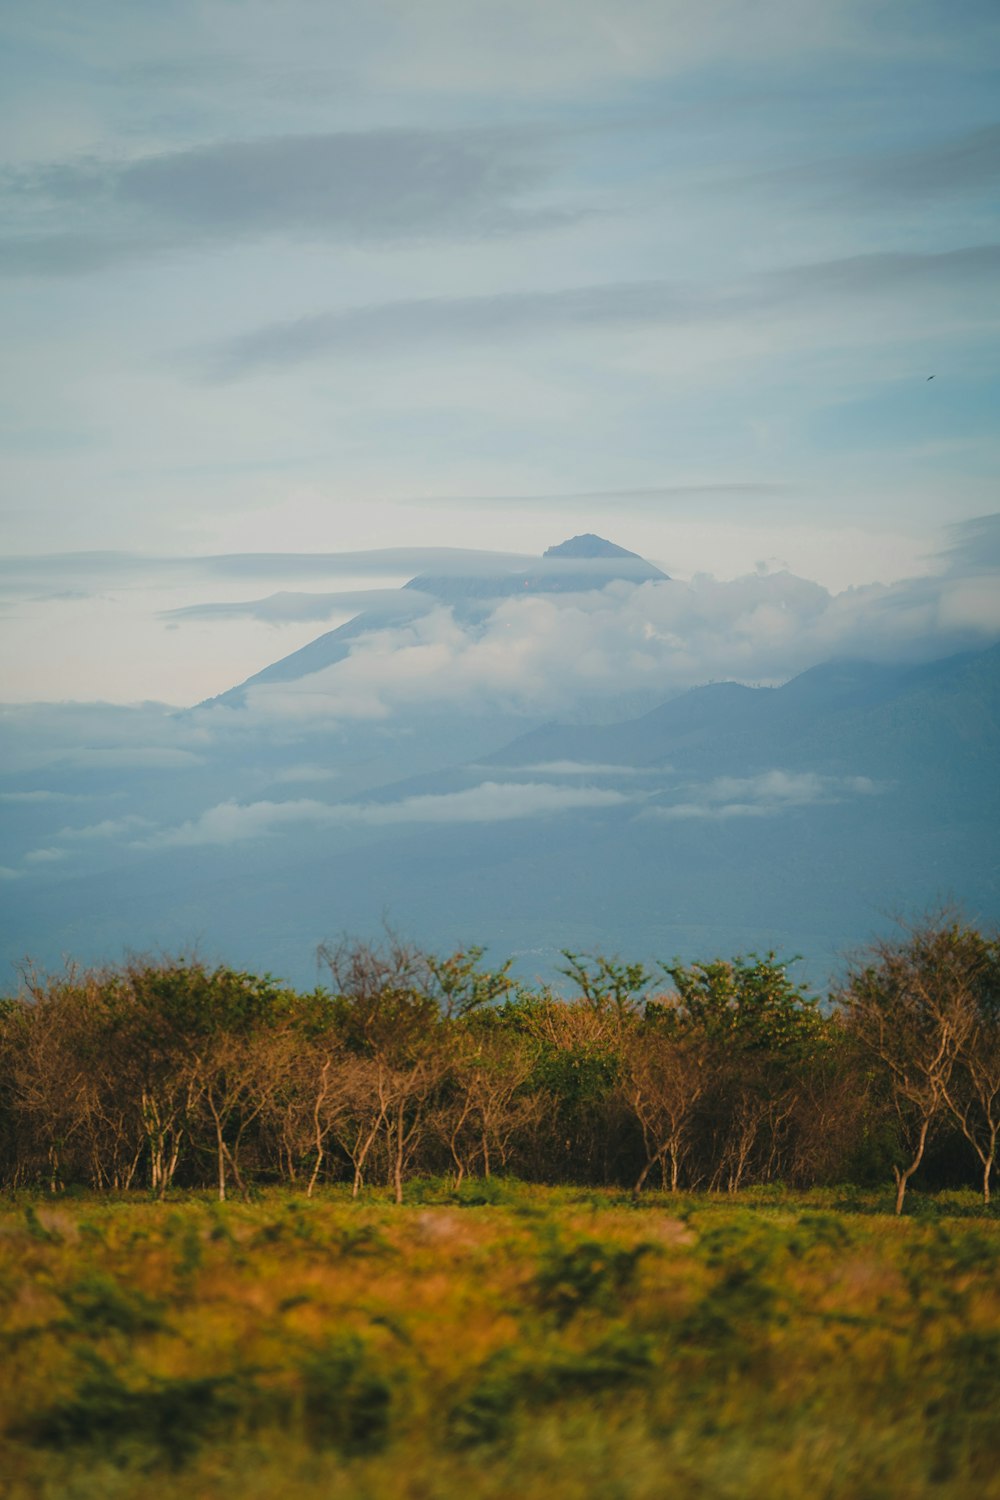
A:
297,1335,393,1455
21,1358,251,1467
59,1274,166,1337
534,1235,657,1324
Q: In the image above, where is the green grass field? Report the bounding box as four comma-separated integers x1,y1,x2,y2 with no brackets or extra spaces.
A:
2,1184,998,1499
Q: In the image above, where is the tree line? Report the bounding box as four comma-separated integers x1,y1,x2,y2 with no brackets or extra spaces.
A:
2,919,997,1213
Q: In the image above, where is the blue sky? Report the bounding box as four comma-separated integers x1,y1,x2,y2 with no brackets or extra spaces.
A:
1,0,999,703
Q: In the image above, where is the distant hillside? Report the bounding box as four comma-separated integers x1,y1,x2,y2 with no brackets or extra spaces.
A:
487,645,1000,785
2,642,996,991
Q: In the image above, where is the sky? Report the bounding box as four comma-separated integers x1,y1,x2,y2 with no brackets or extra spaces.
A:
2,0,999,705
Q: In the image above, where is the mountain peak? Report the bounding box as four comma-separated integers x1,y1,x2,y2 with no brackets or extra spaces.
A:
543,534,641,561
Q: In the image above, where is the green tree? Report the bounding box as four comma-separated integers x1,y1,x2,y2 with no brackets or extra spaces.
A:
657,953,823,1057
559,952,654,1018
651,955,825,1192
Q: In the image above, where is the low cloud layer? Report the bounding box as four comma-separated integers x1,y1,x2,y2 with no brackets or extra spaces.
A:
145,781,631,847
217,526,1000,727
649,769,880,820
162,588,436,626
509,761,665,777
57,815,152,841
0,547,532,599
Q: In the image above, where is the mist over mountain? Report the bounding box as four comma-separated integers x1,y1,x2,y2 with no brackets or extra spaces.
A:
205,534,669,710
1,529,997,990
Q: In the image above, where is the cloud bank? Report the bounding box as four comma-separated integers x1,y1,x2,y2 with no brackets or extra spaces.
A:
145,781,631,847
214,527,1000,727
649,770,880,820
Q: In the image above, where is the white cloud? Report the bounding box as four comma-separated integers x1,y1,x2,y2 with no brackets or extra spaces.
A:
57,816,152,840
702,771,877,804
648,769,881,820
24,847,68,863
146,781,630,847
360,781,630,824
61,747,205,770
232,560,1000,731
145,798,331,847
0,790,81,803
269,763,341,784
502,761,664,776
650,801,766,821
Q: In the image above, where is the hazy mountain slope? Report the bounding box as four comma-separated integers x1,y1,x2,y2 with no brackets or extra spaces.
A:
488,646,1000,782
1,744,989,991
3,643,996,991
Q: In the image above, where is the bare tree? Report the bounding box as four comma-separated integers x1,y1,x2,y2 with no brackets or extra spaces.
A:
945,1027,1000,1205
840,920,978,1214
619,1025,708,1193
941,939,1000,1204
10,967,120,1191
385,1053,444,1203
320,937,443,1202
785,1024,872,1187
273,1040,355,1196
708,1073,796,1194
333,1056,392,1198
437,1028,539,1184
192,1026,296,1201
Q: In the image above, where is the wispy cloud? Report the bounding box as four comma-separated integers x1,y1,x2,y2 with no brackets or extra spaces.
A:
59,747,204,770
162,588,435,625
0,125,571,277
201,245,1000,378
648,769,880,820
225,547,1000,728
268,764,341,785
940,512,1000,573
0,790,86,803
57,816,152,840
23,846,68,864
498,761,665,776
145,781,631,847
0,547,532,599
397,484,792,512
765,122,1000,206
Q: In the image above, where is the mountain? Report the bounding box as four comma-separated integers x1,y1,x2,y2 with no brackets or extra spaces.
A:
485,646,1000,783
200,611,397,706
203,535,668,708
543,534,645,560
2,638,996,992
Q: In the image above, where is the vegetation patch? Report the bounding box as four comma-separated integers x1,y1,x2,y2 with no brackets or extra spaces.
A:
1,920,999,1495
0,1187,997,1498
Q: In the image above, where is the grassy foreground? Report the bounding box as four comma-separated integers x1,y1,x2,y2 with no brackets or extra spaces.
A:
1,1184,998,1499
